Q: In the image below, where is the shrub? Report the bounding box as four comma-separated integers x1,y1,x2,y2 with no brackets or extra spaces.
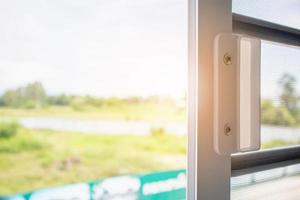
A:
150,127,166,137
47,94,72,106
0,129,47,153
0,121,20,138
23,101,36,109
71,97,86,111
273,107,297,126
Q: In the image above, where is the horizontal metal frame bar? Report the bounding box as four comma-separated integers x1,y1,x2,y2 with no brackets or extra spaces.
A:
231,146,300,177
233,13,300,47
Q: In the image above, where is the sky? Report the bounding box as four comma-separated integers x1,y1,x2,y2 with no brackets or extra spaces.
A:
0,0,299,98
0,0,187,97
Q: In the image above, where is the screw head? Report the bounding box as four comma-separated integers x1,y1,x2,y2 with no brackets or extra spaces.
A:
223,53,232,65
224,123,231,136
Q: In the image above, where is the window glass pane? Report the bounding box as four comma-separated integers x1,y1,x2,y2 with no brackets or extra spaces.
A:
232,163,300,200
233,0,300,29
261,42,300,149
0,0,187,199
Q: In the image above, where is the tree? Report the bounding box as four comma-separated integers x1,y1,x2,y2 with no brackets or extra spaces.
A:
0,81,46,108
1,90,21,107
278,73,299,119
24,81,46,103
261,99,296,126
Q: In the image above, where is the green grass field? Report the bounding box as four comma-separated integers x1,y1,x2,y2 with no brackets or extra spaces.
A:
0,103,187,195
0,105,298,196
0,127,186,195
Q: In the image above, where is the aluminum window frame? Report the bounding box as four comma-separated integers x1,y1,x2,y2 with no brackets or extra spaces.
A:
231,13,300,176
232,13,300,46
188,1,300,199
188,0,232,199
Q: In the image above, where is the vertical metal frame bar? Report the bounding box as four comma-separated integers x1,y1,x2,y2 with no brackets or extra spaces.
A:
187,0,197,199
188,0,232,199
187,0,198,199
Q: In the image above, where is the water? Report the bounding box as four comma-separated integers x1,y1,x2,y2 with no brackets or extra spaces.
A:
17,117,186,136
3,117,300,143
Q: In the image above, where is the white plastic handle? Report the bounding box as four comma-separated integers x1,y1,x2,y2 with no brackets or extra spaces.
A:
214,33,261,155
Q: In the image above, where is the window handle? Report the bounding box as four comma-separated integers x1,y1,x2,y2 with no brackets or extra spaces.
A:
213,33,261,155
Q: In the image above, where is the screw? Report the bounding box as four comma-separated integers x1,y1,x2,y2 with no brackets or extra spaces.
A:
223,53,232,65
224,123,231,136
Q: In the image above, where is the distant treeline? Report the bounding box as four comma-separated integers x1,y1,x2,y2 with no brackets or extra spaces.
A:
2,73,300,127
0,81,180,109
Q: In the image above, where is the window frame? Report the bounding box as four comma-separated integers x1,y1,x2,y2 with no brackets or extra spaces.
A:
231,13,300,176
187,0,232,199
188,0,300,200
232,13,300,47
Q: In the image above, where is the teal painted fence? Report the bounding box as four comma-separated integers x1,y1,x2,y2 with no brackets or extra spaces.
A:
3,169,186,200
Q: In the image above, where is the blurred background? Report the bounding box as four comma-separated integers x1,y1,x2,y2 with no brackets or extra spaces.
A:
0,0,300,199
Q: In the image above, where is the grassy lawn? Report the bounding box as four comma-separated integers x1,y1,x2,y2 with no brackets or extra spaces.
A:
0,128,186,195
0,104,186,122
1,105,299,196
262,139,299,149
